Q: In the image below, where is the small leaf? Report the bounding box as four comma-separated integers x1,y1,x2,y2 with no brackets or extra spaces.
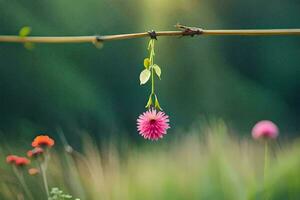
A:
145,95,153,108
155,95,163,110
144,58,150,69
24,42,34,50
153,64,161,79
93,40,104,49
19,26,31,37
139,69,151,85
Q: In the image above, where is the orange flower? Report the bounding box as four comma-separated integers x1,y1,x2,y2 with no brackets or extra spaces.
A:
28,168,39,175
32,135,55,148
27,147,44,158
6,155,18,164
15,157,30,166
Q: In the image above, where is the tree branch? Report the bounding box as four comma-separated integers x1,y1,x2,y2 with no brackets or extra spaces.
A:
0,24,300,44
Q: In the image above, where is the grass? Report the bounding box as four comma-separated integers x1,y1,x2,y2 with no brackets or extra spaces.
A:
1,121,300,200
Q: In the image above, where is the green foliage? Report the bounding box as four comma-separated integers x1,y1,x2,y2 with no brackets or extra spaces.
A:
143,58,150,69
1,123,300,199
145,94,153,109
139,69,151,85
154,95,162,110
19,26,31,37
153,64,161,79
140,39,163,110
18,26,34,50
49,187,80,200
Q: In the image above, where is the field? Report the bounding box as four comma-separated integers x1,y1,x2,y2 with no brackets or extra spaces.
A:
1,121,299,200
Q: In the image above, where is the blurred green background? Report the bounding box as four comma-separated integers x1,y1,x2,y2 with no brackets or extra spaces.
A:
0,0,300,141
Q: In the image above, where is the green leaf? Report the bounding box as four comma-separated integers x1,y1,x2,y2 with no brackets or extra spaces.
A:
24,42,34,50
139,69,151,85
93,40,104,49
19,26,31,37
153,64,161,79
144,58,150,69
145,95,153,108
155,95,162,110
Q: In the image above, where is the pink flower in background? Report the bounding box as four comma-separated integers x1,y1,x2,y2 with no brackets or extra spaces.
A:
252,120,279,140
137,109,170,140
6,155,18,164
15,157,30,166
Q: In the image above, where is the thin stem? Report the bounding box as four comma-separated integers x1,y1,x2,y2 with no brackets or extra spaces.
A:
12,166,34,200
39,151,50,199
264,141,269,181
150,39,155,95
263,141,269,200
40,163,50,198
1,24,300,44
151,65,154,95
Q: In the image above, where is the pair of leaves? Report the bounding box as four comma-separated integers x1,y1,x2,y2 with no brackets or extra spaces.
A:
145,94,162,110
140,58,161,85
139,65,161,85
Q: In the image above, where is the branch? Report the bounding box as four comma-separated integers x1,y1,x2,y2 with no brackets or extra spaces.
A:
176,24,300,36
0,24,300,44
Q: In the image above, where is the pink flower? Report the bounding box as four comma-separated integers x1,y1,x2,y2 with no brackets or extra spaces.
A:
27,147,44,158
137,109,170,140
15,157,30,166
252,120,279,140
6,155,18,164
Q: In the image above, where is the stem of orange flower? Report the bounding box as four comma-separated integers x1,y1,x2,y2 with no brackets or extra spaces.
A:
39,151,50,198
40,163,50,198
12,166,34,200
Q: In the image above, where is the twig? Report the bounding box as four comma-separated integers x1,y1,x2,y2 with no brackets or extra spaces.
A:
176,24,300,36
0,24,300,44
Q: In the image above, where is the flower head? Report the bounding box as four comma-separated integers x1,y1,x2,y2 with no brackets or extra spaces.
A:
15,157,30,166
27,147,44,158
6,155,30,166
137,109,170,140
32,135,54,148
6,155,18,164
252,120,279,140
28,168,39,175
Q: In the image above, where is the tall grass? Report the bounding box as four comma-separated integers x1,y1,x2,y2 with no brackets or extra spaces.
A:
1,121,300,199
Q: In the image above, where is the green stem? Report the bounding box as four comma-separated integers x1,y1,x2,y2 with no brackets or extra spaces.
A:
264,141,269,181
40,163,50,198
151,66,154,95
264,141,269,200
149,39,155,96
39,152,50,198
13,166,34,200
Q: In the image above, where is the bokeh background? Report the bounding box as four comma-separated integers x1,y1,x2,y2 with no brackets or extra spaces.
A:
1,0,300,142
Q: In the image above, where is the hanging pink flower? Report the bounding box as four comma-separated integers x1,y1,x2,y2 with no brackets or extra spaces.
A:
252,120,279,140
137,109,170,140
